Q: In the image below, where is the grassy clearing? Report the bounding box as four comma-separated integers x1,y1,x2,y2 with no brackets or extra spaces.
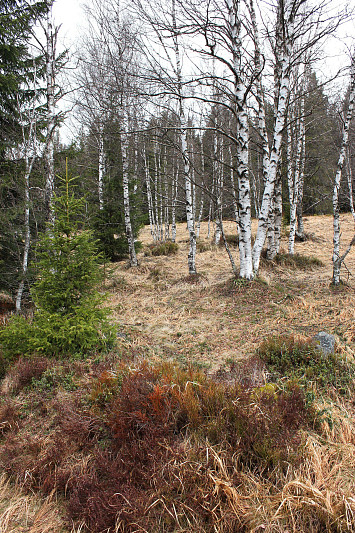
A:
0,214,354,531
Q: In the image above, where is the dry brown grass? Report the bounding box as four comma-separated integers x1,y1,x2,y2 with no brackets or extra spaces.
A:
106,214,355,371
0,214,354,532
0,475,65,532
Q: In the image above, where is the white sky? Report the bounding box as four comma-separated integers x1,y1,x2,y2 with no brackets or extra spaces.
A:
51,0,355,143
52,0,85,50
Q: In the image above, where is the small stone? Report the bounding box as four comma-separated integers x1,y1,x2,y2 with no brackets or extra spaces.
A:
313,332,335,355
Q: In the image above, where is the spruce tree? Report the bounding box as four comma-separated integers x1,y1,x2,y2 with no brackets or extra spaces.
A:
0,163,115,358
0,0,47,155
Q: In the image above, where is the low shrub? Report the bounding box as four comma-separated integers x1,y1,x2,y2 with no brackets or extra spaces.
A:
31,365,78,393
178,272,206,284
6,356,50,393
2,359,350,533
218,233,239,247
0,304,115,360
273,253,323,269
218,234,256,248
196,239,212,253
145,241,179,256
257,334,355,395
0,402,20,436
148,266,162,280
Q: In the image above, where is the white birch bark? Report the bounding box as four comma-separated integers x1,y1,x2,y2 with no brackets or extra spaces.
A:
332,56,355,285
196,191,204,239
248,0,270,191
144,147,157,240
296,125,306,239
158,152,164,241
16,155,34,312
153,142,161,240
122,133,138,267
15,81,37,311
226,0,253,279
196,144,205,239
214,135,222,245
171,165,178,243
207,184,215,239
252,0,294,274
44,6,58,227
273,169,283,254
346,145,355,222
164,154,170,240
98,123,105,210
289,89,305,254
229,145,239,226
172,0,196,274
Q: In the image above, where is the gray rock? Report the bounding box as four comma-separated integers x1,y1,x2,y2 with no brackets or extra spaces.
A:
313,332,335,355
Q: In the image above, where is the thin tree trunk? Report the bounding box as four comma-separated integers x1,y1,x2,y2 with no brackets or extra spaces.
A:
332,56,355,285
44,7,57,227
144,147,157,240
16,156,33,312
196,146,205,239
221,218,238,276
252,0,294,274
196,191,204,239
98,123,105,210
154,142,160,240
214,135,222,245
15,63,38,311
207,185,214,239
296,127,306,240
122,133,138,267
289,81,305,254
164,153,170,240
229,145,239,226
171,165,178,242
273,166,283,254
226,0,253,279
172,0,196,274
346,144,355,222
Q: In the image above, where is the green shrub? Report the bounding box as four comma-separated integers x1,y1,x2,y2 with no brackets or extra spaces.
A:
196,239,212,253
145,241,179,256
273,253,323,269
257,335,354,395
30,365,77,392
218,234,239,247
0,167,115,360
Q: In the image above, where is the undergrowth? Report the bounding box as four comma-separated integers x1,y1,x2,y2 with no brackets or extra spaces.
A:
145,241,179,256
0,350,353,533
257,334,355,396
271,253,323,269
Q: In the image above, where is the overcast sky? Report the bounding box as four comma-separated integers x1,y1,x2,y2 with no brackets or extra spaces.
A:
52,0,84,49
51,0,355,143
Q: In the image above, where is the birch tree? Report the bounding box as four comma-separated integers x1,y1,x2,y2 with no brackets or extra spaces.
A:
131,0,198,273
251,0,297,273
43,4,58,226
172,0,197,274
288,72,306,254
77,0,142,266
31,2,67,226
332,54,355,285
15,94,37,311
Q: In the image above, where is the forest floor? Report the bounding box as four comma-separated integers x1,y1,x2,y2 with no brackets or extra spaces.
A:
107,213,355,371
0,213,354,532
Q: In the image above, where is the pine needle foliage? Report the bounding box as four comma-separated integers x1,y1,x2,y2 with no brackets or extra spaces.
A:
0,164,115,360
